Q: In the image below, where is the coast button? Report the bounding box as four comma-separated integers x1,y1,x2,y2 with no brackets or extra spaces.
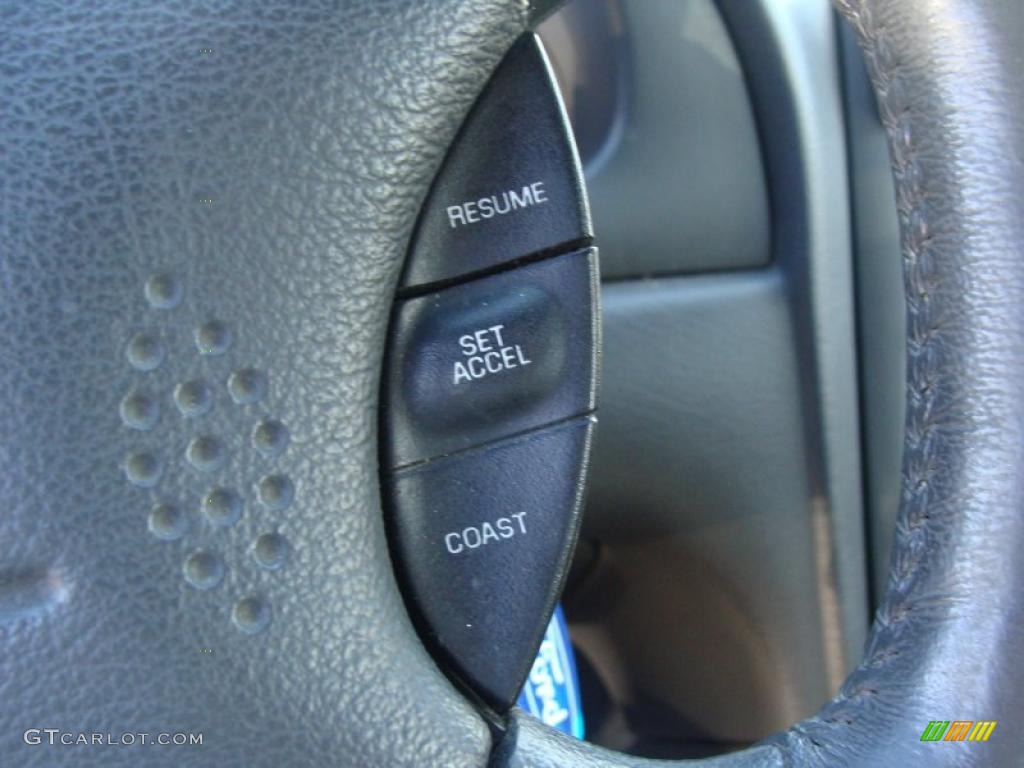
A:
385,416,595,708
401,33,592,290
383,248,598,469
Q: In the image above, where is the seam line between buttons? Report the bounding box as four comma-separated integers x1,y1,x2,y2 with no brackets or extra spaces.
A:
387,411,597,474
395,236,594,300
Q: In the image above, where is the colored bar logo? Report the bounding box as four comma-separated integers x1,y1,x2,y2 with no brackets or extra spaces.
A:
920,721,996,742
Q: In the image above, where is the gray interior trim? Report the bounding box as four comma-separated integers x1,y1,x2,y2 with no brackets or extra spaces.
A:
559,0,772,278
577,270,856,747
550,0,869,752
716,0,868,678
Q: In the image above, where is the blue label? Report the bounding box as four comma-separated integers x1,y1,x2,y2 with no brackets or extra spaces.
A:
516,605,584,739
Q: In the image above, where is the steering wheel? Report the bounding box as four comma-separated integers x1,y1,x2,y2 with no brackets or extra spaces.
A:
2,0,1021,765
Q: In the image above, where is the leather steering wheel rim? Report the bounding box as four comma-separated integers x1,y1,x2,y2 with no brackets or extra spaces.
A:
1,1,1022,767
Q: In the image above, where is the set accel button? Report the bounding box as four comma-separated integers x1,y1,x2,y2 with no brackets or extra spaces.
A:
383,248,597,469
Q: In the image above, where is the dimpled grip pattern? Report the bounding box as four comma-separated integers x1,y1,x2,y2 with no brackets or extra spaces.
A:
0,1,528,766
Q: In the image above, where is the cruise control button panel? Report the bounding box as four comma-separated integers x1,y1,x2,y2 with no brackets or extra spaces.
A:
381,32,598,712
401,33,592,290
384,249,598,469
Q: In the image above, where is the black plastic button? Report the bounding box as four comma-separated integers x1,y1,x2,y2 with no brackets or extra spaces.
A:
401,34,592,290
384,248,598,468
386,416,594,709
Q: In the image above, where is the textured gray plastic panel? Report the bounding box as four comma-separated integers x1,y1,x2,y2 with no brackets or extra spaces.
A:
545,0,869,753
539,0,771,278
574,273,835,743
